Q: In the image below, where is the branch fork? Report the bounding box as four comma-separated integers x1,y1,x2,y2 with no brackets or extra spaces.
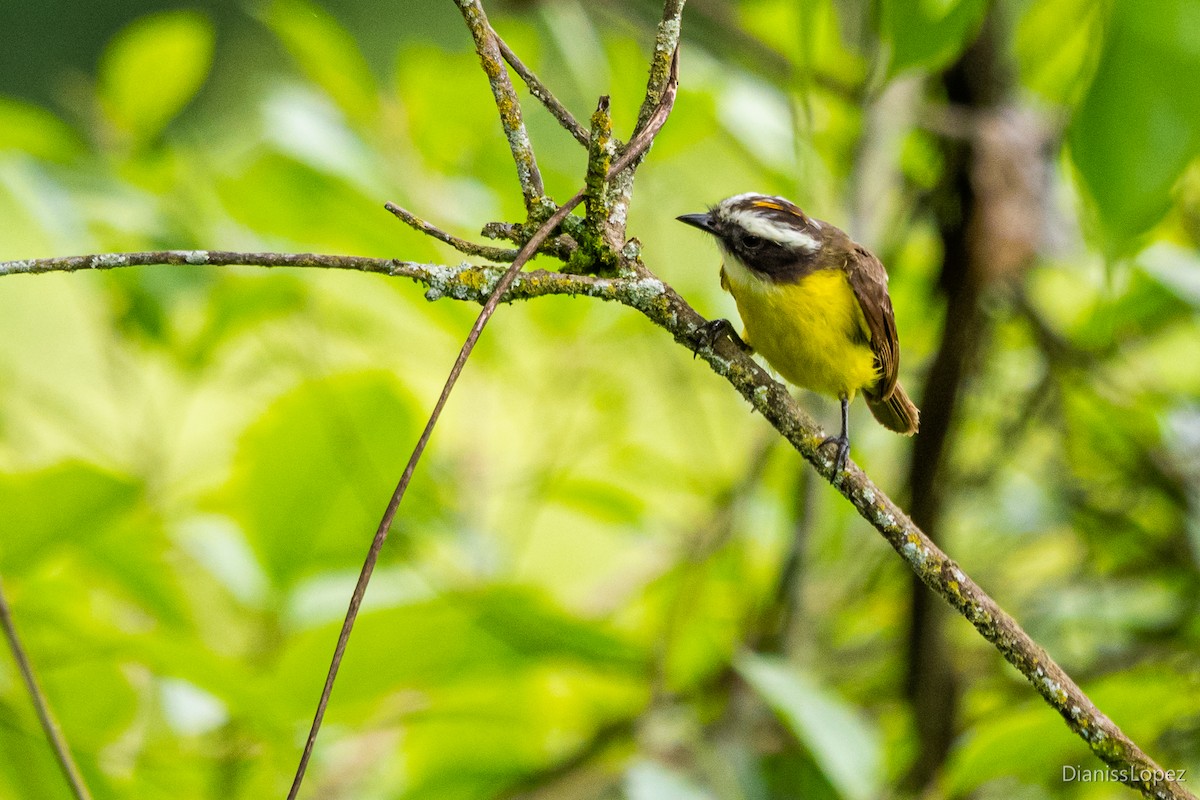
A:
0,2,1191,799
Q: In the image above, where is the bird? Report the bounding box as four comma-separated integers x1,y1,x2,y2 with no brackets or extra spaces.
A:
677,193,919,474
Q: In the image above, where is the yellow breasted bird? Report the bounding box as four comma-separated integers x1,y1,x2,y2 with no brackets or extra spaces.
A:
678,193,919,473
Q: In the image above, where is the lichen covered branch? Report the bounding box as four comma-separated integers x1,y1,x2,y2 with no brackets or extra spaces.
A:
494,30,590,147
0,246,1191,800
385,202,523,261
455,0,544,209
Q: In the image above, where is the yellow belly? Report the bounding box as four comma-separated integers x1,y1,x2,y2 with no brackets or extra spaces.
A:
723,265,879,398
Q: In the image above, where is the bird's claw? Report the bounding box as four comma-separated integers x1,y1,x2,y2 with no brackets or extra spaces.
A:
819,434,850,475
694,319,751,359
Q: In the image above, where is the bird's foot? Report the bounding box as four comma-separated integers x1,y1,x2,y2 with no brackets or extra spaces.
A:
818,434,850,475
695,318,751,359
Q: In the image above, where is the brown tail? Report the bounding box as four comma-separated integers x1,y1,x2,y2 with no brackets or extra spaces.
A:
866,382,919,435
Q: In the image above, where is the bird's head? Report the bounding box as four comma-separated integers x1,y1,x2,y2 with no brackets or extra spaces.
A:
677,193,833,276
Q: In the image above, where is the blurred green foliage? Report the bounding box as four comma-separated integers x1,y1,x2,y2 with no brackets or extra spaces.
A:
0,1,1198,799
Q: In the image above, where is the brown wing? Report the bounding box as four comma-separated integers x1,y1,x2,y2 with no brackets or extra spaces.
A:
846,245,900,399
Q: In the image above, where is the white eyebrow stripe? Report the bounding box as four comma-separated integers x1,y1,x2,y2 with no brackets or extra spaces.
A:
722,207,820,252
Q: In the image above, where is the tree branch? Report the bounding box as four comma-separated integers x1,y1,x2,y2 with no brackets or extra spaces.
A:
494,30,590,147
0,3,1187,794
0,576,93,800
4,246,1190,799
455,0,545,210
384,202,523,261
602,1,686,245
283,35,683,796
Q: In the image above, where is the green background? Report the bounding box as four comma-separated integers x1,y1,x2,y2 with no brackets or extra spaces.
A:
0,0,1198,798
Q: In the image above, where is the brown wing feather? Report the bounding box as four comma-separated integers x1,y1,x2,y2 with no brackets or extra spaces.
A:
846,246,899,399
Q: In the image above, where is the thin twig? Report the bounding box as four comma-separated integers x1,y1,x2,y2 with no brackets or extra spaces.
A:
455,0,544,210
1,245,1192,800
614,46,679,176
633,0,686,135
494,30,590,146
0,576,93,800
384,203,520,261
0,45,1188,800
384,204,577,262
285,55,682,800
605,3,685,243
285,195,582,800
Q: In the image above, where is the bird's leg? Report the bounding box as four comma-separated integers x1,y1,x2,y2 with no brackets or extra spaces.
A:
695,318,752,358
819,394,850,475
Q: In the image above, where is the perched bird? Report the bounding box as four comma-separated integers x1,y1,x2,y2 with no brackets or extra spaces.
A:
678,193,919,473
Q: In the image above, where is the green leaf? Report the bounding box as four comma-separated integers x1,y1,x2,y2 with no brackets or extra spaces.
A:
736,653,882,800
262,0,378,122
0,97,83,162
468,587,645,669
215,152,399,253
1014,0,1103,105
0,710,107,800
99,10,215,141
1069,0,1200,244
943,706,1073,793
944,666,1198,795
219,371,420,588
0,463,140,572
276,587,643,709
877,0,988,77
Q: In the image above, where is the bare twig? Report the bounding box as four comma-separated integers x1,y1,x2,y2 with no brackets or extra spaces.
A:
285,195,582,800
285,47,682,799
478,221,579,259
0,251,618,299
615,45,679,176
0,27,1188,800
384,203,521,261
385,204,577,262
633,0,686,135
605,3,685,243
0,577,93,800
1,244,1192,800
455,0,545,210
494,31,590,146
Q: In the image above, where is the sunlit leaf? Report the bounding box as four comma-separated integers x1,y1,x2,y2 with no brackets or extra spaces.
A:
262,0,378,123
218,370,420,588
943,706,1074,793
99,10,215,140
0,97,83,162
275,587,643,710
1070,0,1200,244
877,0,988,77
1014,0,1102,105
737,653,882,800
0,463,140,572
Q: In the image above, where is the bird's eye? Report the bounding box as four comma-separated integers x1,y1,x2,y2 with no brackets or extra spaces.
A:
742,235,763,250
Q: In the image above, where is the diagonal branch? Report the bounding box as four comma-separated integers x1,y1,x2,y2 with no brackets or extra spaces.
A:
0,246,1192,800
0,576,93,800
633,0,686,135
384,202,523,261
285,197,582,800
285,63,682,800
603,2,685,245
494,30,590,147
455,0,545,210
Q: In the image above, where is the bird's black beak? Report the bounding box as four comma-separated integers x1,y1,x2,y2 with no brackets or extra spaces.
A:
676,212,717,235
